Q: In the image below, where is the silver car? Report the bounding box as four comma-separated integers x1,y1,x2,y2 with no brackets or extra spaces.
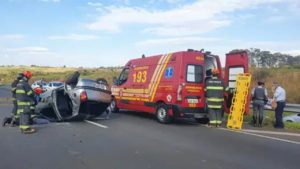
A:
283,113,300,123
36,74,111,121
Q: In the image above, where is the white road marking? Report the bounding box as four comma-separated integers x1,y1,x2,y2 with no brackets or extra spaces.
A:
84,120,108,129
219,128,300,145
241,129,300,137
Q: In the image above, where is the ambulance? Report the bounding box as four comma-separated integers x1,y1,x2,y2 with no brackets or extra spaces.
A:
110,49,249,123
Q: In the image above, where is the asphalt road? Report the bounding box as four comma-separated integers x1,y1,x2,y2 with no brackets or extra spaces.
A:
0,87,300,169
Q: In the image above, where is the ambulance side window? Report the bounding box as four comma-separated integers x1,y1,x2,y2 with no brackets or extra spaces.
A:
118,68,129,85
186,65,203,83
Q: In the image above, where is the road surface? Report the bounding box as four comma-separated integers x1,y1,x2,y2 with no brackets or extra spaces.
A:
0,87,299,169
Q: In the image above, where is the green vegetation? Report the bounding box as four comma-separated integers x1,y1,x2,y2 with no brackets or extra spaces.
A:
0,66,122,86
243,111,300,130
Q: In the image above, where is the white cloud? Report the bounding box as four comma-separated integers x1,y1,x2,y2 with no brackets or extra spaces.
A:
48,34,99,41
136,37,220,47
0,34,25,40
40,0,61,2
86,0,282,36
7,47,49,54
87,2,103,7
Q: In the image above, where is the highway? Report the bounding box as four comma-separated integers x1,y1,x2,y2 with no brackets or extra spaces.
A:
0,87,299,169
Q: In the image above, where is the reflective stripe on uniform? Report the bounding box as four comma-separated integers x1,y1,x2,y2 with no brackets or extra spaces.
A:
11,87,16,92
217,120,222,124
206,86,224,90
207,105,222,109
16,89,26,94
207,98,224,102
17,109,24,114
27,90,33,95
30,106,35,110
225,87,229,91
210,120,218,124
17,101,31,106
19,125,30,130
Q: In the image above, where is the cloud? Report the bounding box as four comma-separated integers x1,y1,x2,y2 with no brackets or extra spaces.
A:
86,0,282,36
87,2,103,7
7,47,50,54
136,37,220,47
40,0,61,2
0,34,25,40
48,34,99,41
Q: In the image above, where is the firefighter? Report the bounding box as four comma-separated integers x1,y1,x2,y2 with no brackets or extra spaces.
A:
205,68,228,127
1,73,24,127
251,80,268,127
15,71,36,134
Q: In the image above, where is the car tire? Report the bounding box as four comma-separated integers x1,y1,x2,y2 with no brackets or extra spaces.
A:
110,98,119,113
195,117,209,124
156,103,171,124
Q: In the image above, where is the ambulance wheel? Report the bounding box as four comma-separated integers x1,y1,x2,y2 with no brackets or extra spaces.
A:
156,104,171,124
110,98,119,113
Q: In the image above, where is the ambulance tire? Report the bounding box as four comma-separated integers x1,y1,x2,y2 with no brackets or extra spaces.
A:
156,104,171,124
110,98,119,113
195,117,209,124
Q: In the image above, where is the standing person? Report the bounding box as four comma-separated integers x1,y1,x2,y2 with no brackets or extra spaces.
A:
205,68,229,127
10,73,24,125
1,73,24,127
273,82,286,128
15,71,36,134
251,80,268,127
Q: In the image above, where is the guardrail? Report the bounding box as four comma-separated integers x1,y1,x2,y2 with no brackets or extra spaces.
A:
250,103,300,113
282,104,300,113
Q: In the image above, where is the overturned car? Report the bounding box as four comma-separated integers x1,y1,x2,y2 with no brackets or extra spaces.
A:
35,72,112,121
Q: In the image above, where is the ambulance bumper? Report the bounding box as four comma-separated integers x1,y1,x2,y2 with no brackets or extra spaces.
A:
171,105,206,118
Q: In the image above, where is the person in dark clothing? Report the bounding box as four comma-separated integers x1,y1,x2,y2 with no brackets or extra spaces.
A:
272,82,286,128
205,68,229,127
251,80,268,127
2,73,23,127
15,71,36,134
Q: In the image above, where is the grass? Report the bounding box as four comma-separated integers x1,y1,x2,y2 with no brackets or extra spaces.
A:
0,66,121,86
242,110,300,131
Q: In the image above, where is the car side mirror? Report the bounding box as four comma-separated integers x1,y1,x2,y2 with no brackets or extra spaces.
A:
113,77,118,85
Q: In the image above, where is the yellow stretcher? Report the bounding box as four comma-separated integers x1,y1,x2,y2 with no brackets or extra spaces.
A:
227,73,252,130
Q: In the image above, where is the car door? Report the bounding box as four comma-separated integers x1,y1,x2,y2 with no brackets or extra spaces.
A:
224,51,250,115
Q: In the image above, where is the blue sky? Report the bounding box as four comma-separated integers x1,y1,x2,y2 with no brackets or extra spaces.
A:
0,0,300,67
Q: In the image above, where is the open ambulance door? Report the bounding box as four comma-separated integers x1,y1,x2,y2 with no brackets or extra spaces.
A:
224,51,250,115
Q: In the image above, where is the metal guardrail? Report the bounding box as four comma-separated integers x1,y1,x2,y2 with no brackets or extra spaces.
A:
283,104,300,113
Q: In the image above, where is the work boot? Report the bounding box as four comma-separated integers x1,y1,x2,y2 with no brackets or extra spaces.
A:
252,116,257,127
21,128,36,134
2,117,12,127
258,117,263,128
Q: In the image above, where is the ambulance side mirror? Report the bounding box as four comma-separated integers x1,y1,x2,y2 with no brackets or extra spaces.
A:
113,77,118,85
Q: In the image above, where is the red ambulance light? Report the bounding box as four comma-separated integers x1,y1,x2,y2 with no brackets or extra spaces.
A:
80,91,88,102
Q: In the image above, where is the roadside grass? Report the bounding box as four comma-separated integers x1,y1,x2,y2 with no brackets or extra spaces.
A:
0,66,121,86
243,110,300,130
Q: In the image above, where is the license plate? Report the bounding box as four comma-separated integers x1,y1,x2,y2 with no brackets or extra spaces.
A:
187,99,198,104
194,114,202,118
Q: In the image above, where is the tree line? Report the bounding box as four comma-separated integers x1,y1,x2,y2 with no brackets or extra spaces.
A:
231,48,300,68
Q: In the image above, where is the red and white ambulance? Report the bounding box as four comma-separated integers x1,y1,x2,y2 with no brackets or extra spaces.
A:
110,49,249,123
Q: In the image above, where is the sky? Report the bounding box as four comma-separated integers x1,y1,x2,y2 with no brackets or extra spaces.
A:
0,0,300,67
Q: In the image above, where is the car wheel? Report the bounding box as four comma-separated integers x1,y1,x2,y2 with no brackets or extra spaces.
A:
110,98,119,113
156,103,171,124
195,118,209,124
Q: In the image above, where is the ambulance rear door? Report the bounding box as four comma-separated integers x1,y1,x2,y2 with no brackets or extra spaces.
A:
224,51,250,114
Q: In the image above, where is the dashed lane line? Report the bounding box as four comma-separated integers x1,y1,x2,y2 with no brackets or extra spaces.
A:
84,120,108,129
219,128,300,145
